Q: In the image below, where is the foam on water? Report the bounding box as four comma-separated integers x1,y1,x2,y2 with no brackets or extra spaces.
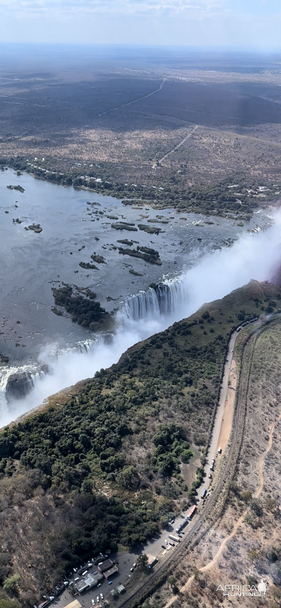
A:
1,209,281,426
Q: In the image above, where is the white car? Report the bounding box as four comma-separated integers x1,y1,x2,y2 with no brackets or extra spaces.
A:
97,596,100,603
92,601,95,606
100,593,104,600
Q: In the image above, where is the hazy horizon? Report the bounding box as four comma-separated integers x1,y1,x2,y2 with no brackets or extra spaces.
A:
0,1,281,51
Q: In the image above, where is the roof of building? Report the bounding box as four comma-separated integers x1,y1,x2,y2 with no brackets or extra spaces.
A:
75,572,103,592
103,565,119,579
65,601,82,608
146,554,158,566
98,559,114,572
110,589,118,597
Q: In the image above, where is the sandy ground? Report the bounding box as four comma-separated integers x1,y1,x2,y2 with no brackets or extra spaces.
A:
217,358,237,453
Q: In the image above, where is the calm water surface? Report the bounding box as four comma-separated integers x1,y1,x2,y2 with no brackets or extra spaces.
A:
0,168,271,364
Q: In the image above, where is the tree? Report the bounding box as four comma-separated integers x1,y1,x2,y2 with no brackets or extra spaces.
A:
137,554,148,569
168,575,179,593
0,601,20,608
241,490,252,503
3,574,20,595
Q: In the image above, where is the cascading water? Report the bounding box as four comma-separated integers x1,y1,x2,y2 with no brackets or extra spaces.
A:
124,277,188,321
2,209,281,427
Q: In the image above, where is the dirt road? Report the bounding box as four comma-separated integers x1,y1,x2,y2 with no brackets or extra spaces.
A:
196,329,239,499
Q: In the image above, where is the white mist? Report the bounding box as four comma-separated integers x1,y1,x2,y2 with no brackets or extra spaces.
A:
1,209,281,427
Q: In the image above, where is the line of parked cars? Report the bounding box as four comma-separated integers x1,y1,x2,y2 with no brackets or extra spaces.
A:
92,592,104,605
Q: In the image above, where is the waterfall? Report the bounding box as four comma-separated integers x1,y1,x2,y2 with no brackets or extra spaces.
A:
0,363,48,408
124,277,188,321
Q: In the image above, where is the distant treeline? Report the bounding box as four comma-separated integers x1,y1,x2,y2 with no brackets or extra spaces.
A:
1,157,274,217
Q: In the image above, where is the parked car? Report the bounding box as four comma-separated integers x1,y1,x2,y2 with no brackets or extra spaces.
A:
96,596,100,603
91,601,95,606
100,593,104,600
130,567,134,572
97,583,101,588
161,545,166,549
108,581,113,585
169,542,175,546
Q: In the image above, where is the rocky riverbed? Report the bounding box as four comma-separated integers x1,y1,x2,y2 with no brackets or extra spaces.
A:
0,167,273,368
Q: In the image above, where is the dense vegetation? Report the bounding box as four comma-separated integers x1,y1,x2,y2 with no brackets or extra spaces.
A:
52,284,109,328
0,281,280,605
1,157,278,217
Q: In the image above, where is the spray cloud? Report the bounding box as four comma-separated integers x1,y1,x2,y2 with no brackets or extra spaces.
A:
1,209,281,427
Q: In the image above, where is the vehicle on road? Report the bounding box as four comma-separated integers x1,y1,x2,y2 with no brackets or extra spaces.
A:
169,542,175,546
210,464,214,471
92,601,95,606
97,583,101,588
100,593,103,600
208,473,212,479
201,489,207,499
161,545,166,549
96,596,100,603
108,581,113,585
130,567,134,572
218,447,222,453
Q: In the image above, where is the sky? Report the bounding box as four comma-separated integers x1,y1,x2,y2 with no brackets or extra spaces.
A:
0,0,280,49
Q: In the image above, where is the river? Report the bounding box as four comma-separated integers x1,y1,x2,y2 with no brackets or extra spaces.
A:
0,167,278,424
